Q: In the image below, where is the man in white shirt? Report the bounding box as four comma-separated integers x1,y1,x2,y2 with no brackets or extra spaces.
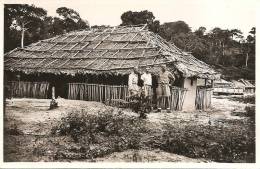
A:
141,67,152,97
128,67,139,96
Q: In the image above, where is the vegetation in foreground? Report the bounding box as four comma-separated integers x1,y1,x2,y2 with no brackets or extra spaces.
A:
5,103,255,162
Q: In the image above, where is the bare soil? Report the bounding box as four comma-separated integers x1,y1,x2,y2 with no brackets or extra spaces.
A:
4,95,255,162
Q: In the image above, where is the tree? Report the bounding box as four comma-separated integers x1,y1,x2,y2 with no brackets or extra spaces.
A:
247,27,255,43
121,10,155,25
194,26,206,37
207,28,233,64
4,4,47,52
171,32,210,62
244,27,256,68
55,7,89,33
230,29,243,41
120,10,160,33
159,21,191,41
249,27,256,36
4,5,90,52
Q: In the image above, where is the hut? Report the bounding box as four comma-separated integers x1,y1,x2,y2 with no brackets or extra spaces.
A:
4,24,220,111
212,79,244,95
232,79,255,94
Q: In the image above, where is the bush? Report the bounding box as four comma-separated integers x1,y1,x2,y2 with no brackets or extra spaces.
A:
155,120,255,162
51,108,148,160
50,107,255,162
4,124,23,135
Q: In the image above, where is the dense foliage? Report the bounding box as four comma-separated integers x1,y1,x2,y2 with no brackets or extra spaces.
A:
4,4,89,53
120,10,255,77
4,5,255,79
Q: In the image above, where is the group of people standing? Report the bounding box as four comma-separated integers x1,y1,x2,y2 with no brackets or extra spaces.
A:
128,65,175,112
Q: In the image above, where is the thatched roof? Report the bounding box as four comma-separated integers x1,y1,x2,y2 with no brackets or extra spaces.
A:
4,24,220,79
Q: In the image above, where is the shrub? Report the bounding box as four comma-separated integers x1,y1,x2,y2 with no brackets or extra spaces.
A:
4,124,23,135
50,107,255,162
51,108,148,160
156,120,255,162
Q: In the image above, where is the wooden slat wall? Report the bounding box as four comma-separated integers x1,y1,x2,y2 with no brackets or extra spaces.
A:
159,87,188,111
68,83,187,111
67,83,129,102
8,81,49,99
171,87,188,111
195,88,213,110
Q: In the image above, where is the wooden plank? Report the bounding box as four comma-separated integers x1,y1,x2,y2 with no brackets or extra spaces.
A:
61,35,70,41
83,50,108,68
118,33,128,41
71,51,80,57
57,59,70,68
96,59,109,69
91,34,101,41
89,30,148,35
80,42,90,50
118,51,133,68
102,34,111,41
45,43,58,51
44,59,58,68
111,50,120,57
84,50,92,57
140,24,147,31
130,33,138,41
58,35,80,50
93,41,102,49
46,39,147,44
33,51,56,67
69,43,79,50
5,53,160,60
137,49,146,67
23,46,159,52
59,52,68,58
80,30,92,42
70,34,80,42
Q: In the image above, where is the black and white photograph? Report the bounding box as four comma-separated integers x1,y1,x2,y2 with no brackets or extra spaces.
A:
1,0,258,166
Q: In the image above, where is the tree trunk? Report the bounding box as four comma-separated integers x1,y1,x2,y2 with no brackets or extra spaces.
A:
222,43,225,56
245,53,249,67
21,23,25,49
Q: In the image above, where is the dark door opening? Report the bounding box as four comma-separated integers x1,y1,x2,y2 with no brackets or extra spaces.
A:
52,78,67,99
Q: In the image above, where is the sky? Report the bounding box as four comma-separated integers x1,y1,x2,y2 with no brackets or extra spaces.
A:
4,0,258,36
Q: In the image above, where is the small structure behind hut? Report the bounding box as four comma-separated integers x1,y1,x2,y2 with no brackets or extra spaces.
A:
213,79,244,95
232,79,255,94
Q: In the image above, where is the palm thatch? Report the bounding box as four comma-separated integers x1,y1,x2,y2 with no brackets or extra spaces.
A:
4,24,220,79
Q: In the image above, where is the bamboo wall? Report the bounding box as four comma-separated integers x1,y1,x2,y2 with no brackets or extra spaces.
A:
7,81,211,111
68,83,129,102
195,88,213,110
8,81,49,99
170,87,188,110
67,83,187,111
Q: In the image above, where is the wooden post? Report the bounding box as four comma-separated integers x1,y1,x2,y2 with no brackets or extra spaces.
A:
52,86,55,99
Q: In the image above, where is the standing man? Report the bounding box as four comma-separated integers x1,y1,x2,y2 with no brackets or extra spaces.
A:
128,67,139,96
157,65,175,113
141,67,152,98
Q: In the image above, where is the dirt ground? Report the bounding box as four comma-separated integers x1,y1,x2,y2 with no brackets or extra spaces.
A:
4,95,254,162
